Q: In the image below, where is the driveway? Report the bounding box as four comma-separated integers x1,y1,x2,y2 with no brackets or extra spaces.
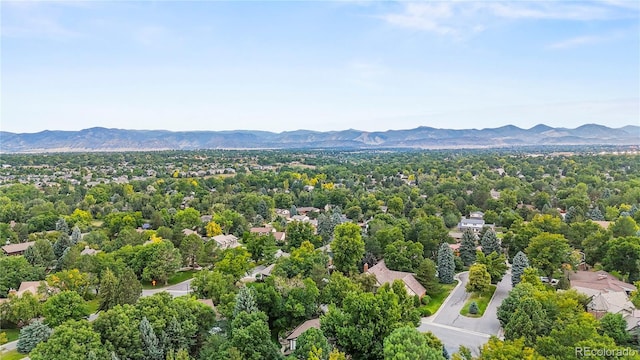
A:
419,270,512,355
141,278,193,297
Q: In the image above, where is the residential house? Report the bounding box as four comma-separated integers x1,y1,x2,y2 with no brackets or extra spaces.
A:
212,234,240,249
366,260,426,298
182,229,200,237
80,246,100,256
571,270,640,330
285,318,321,353
469,211,484,220
587,292,640,330
250,226,274,236
570,270,637,297
457,218,487,233
2,241,36,256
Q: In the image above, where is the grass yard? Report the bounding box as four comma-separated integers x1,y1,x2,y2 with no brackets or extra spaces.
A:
142,269,198,289
1,350,26,360
87,299,100,314
423,282,458,316
460,285,497,317
1,328,19,343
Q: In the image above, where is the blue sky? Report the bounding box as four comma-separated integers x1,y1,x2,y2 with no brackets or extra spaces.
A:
1,1,638,133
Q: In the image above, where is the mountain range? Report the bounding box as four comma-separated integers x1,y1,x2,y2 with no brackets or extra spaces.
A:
1,124,638,153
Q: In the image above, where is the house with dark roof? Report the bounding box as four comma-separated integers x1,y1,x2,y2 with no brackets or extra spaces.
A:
284,318,321,353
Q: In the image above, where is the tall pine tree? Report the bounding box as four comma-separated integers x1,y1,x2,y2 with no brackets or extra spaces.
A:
70,226,82,245
140,316,163,360
98,269,119,311
437,243,455,284
511,251,530,287
117,267,142,305
17,320,52,354
459,230,477,266
233,286,258,317
480,230,501,256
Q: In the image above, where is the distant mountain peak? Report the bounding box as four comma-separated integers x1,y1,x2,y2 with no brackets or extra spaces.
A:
1,124,638,153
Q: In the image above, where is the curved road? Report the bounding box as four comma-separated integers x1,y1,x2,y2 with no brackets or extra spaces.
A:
419,270,512,356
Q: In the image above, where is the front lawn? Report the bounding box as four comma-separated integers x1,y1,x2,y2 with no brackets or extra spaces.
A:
460,285,497,317
87,299,100,314
142,270,198,289
1,350,26,360
422,282,458,316
1,327,20,342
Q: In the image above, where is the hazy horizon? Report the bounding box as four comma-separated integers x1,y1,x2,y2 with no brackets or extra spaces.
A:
2,1,639,133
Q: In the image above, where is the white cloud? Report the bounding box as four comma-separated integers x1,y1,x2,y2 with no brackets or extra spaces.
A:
548,35,605,49
380,1,639,36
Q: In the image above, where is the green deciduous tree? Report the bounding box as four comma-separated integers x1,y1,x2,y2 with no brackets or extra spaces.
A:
437,243,455,284
3,292,43,327
599,312,630,345
229,311,282,360
526,233,571,278
93,304,144,360
286,221,322,250
383,326,446,360
604,236,640,282
475,251,508,284
0,256,45,297
30,320,109,360
477,336,540,360
611,216,639,237
384,240,424,272
215,247,253,280
293,328,331,360
332,222,365,275
321,288,417,360
42,290,89,327
466,264,491,294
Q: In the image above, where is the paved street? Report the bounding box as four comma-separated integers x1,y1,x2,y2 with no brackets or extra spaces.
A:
419,270,512,356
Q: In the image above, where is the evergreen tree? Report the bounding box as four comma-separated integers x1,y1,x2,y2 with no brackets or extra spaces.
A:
480,230,501,256
415,259,441,294
459,230,477,266
233,286,258,317
511,251,529,287
468,301,479,315
504,297,548,347
589,207,605,221
56,218,69,235
437,243,455,284
117,267,142,305
98,268,119,311
140,316,164,360
70,226,82,245
164,316,187,353
53,233,71,259
564,206,583,223
17,320,52,354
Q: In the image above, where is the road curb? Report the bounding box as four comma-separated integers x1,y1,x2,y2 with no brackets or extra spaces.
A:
428,271,468,322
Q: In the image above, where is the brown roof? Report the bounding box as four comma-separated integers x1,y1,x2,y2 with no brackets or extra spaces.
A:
197,298,216,309
592,221,612,229
286,318,321,340
570,270,636,294
367,260,426,297
17,281,41,296
250,227,273,234
1,241,35,254
273,232,286,241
